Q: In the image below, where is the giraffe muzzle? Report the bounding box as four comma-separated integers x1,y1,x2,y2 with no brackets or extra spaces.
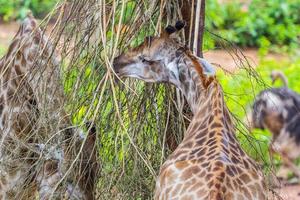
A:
112,55,133,76
112,55,124,75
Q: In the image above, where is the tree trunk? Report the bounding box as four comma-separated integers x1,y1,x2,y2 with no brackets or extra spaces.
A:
181,0,206,57
165,0,206,152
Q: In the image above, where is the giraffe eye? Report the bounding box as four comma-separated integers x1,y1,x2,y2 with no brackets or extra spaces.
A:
139,56,147,63
139,55,154,65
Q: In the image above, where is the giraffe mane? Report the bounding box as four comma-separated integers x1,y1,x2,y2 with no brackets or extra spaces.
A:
185,51,215,88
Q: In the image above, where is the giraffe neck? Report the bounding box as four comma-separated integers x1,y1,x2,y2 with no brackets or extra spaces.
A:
11,23,65,116
167,74,241,167
174,53,213,114
1,23,71,159
187,81,233,137
174,53,234,139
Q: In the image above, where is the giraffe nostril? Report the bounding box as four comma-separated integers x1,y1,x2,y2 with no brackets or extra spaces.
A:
113,55,124,71
113,56,128,75
112,60,121,74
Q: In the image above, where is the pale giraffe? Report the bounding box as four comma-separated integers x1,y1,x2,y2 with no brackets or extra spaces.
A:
36,121,99,200
113,22,273,199
0,15,99,199
248,70,300,178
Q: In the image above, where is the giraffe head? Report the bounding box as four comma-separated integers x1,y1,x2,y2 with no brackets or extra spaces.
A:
248,90,285,136
113,21,215,113
270,70,288,87
113,21,215,88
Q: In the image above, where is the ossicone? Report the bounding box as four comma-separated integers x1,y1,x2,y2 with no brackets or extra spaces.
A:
164,20,186,36
165,25,177,34
175,21,185,31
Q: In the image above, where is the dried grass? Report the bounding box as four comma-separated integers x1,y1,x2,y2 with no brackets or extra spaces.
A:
0,0,281,199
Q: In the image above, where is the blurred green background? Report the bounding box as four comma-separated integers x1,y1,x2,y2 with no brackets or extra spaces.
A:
0,0,57,20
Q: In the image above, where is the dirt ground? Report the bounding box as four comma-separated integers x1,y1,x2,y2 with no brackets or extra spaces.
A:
0,22,19,53
204,49,288,72
276,185,300,200
0,21,298,199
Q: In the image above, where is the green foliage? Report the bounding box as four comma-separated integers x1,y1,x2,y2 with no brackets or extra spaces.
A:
0,44,6,56
28,0,57,18
0,0,57,21
205,0,300,51
0,0,14,21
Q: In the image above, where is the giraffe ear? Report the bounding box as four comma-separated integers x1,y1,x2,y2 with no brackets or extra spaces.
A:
198,58,215,76
165,25,177,35
163,21,186,37
175,21,185,31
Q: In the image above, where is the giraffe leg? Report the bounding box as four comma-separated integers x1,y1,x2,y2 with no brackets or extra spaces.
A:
36,159,87,200
267,142,284,187
35,123,98,200
37,161,95,199
36,159,63,200
0,164,35,200
0,175,7,200
280,153,300,179
269,140,275,166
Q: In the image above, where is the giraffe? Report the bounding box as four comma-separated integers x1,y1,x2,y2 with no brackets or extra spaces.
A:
0,15,99,199
113,21,271,199
248,70,300,178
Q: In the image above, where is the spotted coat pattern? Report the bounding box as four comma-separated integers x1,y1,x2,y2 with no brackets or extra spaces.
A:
0,16,98,199
113,22,273,200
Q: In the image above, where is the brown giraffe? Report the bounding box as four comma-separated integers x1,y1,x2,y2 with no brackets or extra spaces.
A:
113,22,272,199
0,15,99,199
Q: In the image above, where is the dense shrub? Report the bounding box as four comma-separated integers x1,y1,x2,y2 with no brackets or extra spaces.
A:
205,0,300,51
0,0,57,21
